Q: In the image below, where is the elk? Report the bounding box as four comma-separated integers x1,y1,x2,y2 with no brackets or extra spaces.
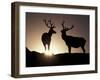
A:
41,19,56,51
61,21,86,53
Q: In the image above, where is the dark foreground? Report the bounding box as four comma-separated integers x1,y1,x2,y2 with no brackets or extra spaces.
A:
26,48,89,67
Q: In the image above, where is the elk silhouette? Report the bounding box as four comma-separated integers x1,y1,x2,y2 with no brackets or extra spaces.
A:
41,19,56,51
61,21,86,53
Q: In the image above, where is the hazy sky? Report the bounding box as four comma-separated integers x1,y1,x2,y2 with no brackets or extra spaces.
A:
26,12,89,54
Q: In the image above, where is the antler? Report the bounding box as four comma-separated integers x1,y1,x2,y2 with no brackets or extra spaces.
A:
62,20,66,29
43,19,56,28
62,20,74,31
66,25,74,31
43,19,50,28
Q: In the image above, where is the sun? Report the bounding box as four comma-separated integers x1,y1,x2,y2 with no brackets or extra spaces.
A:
44,51,54,56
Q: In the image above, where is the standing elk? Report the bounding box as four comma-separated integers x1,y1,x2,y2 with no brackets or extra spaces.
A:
61,21,86,53
41,19,56,51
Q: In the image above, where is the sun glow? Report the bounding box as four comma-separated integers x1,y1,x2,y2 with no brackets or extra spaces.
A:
29,40,65,55
44,51,54,56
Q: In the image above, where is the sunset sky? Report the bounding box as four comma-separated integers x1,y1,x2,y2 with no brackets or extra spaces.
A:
26,12,89,54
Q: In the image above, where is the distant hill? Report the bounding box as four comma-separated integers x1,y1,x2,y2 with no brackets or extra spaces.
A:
26,47,89,67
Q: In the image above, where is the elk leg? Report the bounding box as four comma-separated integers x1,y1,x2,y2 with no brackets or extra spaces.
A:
48,43,50,50
44,45,46,51
68,46,71,53
43,43,46,51
81,46,85,53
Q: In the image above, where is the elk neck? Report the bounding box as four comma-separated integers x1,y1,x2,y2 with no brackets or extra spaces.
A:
48,31,53,37
61,31,67,40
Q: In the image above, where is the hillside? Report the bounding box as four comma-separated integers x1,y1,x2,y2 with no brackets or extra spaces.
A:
26,48,89,67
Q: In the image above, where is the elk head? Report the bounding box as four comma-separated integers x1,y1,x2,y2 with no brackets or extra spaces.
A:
61,20,74,33
43,19,56,34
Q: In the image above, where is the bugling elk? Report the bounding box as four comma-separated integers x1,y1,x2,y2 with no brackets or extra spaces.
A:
61,21,86,53
41,19,56,51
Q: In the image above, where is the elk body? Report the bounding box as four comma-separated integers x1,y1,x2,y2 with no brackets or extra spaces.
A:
42,19,56,51
61,21,86,53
